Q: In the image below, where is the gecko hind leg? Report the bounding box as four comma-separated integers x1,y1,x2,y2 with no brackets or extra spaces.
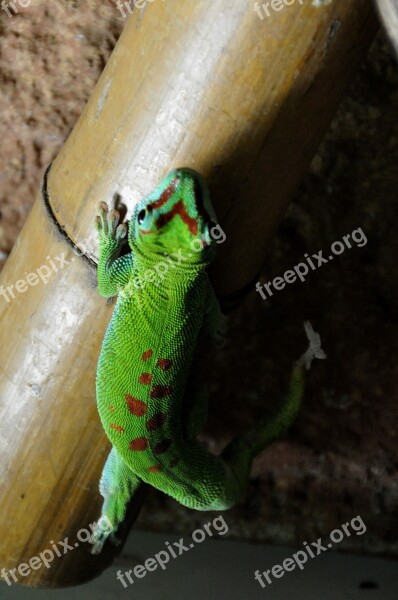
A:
90,447,141,554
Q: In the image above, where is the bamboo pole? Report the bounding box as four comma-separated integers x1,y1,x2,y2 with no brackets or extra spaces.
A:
0,0,377,588
375,0,398,57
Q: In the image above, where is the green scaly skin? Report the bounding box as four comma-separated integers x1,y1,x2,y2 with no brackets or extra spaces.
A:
89,168,307,554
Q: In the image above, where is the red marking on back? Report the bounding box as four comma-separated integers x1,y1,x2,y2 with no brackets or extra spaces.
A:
154,439,172,454
150,385,173,399
110,424,125,433
108,406,116,412
148,465,162,473
139,373,152,385
125,395,147,416
146,412,167,431
170,458,180,468
156,200,198,235
142,349,153,361
129,437,149,451
157,358,172,371
150,179,178,210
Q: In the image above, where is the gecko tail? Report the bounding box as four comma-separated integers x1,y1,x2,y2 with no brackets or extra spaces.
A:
220,321,326,483
295,321,326,371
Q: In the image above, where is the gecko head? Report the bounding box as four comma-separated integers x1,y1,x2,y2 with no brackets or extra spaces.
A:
128,168,219,263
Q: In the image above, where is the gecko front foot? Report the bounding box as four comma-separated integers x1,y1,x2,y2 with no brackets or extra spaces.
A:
95,202,128,244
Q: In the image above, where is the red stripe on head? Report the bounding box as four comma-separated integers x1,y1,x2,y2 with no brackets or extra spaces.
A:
150,178,178,210
156,200,198,235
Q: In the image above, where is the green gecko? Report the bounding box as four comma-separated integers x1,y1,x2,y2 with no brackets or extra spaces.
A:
89,168,325,554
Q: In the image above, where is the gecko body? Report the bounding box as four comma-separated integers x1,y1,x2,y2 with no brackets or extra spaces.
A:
90,168,323,553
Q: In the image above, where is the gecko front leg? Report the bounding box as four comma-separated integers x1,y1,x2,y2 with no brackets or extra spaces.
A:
95,202,133,298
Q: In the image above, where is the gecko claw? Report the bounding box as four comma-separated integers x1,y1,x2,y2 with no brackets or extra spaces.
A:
97,201,108,214
116,223,128,240
108,209,120,236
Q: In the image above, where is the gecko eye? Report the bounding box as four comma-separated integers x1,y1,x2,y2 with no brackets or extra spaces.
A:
137,209,146,225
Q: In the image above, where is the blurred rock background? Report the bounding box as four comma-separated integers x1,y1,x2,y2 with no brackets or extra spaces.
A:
1,1,397,557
